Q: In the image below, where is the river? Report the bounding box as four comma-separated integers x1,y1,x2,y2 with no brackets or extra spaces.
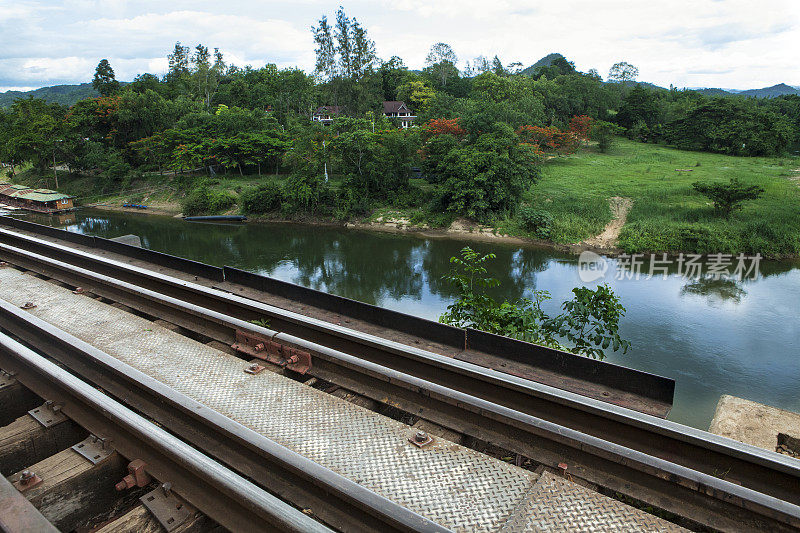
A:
22,208,800,431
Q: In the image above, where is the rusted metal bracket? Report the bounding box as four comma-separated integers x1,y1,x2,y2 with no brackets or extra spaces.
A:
72,435,115,465
116,459,152,491
141,483,195,532
28,400,68,428
408,431,434,448
244,362,266,375
13,470,43,492
231,330,312,374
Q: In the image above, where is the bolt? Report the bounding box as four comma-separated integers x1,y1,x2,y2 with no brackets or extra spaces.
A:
254,343,265,352
414,431,428,443
19,470,35,485
249,363,260,371
162,482,172,496
73,287,84,294
21,302,36,310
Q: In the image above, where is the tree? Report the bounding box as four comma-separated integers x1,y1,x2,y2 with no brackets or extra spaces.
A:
692,178,765,218
378,56,408,100
439,247,631,359
616,84,660,134
167,42,191,78
92,59,120,97
608,61,638,83
397,80,435,110
590,120,622,152
312,7,376,80
569,115,593,142
192,45,225,109
425,43,458,87
664,97,793,156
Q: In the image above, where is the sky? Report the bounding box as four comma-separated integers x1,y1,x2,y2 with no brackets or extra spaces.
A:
1,0,799,92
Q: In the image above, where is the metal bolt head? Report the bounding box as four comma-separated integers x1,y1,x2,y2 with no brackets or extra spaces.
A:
20,470,34,483
414,431,428,443
21,302,36,310
249,363,259,370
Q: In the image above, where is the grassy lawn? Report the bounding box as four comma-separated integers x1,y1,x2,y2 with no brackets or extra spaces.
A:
522,138,800,257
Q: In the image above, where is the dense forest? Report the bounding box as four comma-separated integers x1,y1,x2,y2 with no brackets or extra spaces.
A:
1,7,798,223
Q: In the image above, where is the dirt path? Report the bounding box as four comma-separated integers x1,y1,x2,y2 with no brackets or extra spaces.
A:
582,196,633,249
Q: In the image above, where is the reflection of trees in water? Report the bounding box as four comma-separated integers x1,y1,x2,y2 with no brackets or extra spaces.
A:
680,277,747,304
282,230,426,305
50,210,798,311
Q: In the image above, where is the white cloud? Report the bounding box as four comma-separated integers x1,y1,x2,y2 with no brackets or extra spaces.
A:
1,0,798,90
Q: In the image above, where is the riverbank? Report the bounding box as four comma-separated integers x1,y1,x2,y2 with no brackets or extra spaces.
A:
525,139,800,259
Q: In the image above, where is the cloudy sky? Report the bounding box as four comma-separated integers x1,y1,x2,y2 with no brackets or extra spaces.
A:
1,0,798,92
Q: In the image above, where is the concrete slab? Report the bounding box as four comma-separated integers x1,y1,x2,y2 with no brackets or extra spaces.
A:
709,395,800,453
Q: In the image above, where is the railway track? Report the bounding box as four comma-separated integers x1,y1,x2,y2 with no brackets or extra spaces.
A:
0,223,799,531
0,332,335,532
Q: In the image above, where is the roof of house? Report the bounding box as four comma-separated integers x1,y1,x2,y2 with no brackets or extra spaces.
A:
0,183,73,202
313,105,343,116
383,101,411,114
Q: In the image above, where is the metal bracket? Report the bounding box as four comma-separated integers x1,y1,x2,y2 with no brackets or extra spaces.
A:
0,369,17,390
408,431,434,448
231,330,312,374
244,362,266,375
28,401,68,428
141,484,195,532
13,470,42,492
72,435,115,465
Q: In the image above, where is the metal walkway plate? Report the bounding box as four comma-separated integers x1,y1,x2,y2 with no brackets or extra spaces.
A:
0,267,684,532
499,471,684,531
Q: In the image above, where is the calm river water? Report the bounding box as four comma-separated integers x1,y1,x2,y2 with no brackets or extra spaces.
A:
25,209,800,430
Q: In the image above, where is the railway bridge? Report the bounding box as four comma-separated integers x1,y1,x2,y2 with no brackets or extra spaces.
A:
0,216,798,532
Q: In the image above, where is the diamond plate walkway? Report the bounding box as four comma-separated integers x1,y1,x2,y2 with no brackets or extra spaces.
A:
0,267,685,532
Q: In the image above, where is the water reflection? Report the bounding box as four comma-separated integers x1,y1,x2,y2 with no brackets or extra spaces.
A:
22,209,800,431
681,277,746,305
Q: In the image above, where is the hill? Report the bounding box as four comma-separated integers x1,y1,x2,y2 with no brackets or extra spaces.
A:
0,83,99,108
737,83,800,98
520,53,565,76
691,83,799,99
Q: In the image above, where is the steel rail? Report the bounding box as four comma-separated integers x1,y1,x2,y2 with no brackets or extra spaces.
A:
1,230,800,530
0,300,447,533
0,331,334,533
0,472,59,533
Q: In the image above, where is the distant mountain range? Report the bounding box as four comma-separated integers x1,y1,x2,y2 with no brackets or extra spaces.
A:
695,83,800,98
520,53,800,98
0,83,98,107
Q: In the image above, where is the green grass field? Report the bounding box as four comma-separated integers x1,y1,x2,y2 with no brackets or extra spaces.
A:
521,139,800,258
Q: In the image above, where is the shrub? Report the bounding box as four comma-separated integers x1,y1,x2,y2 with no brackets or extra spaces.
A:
181,186,237,216
240,182,283,215
518,206,553,239
439,247,630,359
692,178,764,218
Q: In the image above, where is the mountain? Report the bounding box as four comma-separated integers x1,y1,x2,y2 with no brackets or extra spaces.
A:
737,83,800,98
0,83,99,108
691,83,799,99
520,53,566,76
